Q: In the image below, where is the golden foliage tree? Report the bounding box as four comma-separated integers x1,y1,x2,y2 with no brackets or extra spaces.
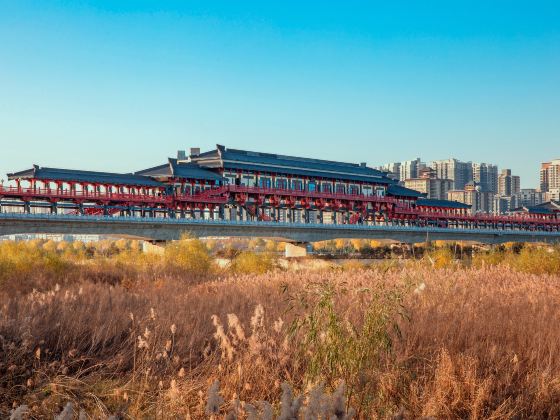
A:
164,236,215,276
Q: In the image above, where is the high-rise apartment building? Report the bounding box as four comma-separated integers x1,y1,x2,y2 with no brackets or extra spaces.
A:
540,159,560,193
516,189,546,208
378,159,424,182
547,189,560,202
399,158,424,181
447,182,494,214
472,163,498,193
378,162,401,181
494,195,519,214
498,169,521,196
404,167,453,200
431,158,473,190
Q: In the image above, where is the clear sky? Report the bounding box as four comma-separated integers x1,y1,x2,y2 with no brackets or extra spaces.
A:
1,1,559,188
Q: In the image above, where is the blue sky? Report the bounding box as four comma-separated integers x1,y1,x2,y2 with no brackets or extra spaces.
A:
1,1,559,187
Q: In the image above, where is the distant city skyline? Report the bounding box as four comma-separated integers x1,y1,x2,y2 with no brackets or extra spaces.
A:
0,142,556,192
1,1,559,188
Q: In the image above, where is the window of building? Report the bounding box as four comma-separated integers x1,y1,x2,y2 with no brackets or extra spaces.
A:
241,175,255,187
349,185,359,195
258,177,271,188
276,178,288,189
308,181,316,192
321,183,332,193
335,183,346,194
292,179,303,191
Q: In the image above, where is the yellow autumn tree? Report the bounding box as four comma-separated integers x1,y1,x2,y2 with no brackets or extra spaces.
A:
164,235,215,276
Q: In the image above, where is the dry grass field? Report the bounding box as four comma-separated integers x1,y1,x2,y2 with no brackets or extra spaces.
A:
1,239,560,419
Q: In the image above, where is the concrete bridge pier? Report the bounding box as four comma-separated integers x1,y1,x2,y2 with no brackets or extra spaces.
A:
285,242,313,258
142,240,167,255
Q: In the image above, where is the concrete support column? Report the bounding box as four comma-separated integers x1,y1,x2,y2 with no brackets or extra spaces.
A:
285,242,312,258
142,240,166,255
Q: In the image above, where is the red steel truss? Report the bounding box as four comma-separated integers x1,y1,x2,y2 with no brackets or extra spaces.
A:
1,184,558,231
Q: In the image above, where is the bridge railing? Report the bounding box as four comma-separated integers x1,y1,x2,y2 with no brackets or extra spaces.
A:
224,185,400,204
415,211,557,224
0,186,170,203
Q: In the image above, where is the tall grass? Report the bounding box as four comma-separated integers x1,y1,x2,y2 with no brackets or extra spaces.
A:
1,240,560,417
287,280,406,417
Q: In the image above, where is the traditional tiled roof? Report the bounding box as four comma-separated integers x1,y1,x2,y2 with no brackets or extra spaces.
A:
135,159,222,181
8,165,163,187
169,159,222,181
134,163,171,178
191,145,394,184
416,198,471,209
512,206,556,215
220,162,393,184
528,207,556,214
387,184,425,198
533,201,560,211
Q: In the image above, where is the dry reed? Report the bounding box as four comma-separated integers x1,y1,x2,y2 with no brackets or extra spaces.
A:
1,240,559,418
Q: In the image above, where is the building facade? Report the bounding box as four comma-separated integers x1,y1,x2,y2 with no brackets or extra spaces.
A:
377,162,401,181
448,182,494,214
404,167,452,200
540,159,560,193
472,163,498,193
399,158,424,181
547,189,560,202
498,169,521,196
378,159,425,182
494,195,519,215
516,188,546,208
431,158,473,190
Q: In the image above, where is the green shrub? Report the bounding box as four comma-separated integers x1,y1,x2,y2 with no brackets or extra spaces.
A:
289,281,405,416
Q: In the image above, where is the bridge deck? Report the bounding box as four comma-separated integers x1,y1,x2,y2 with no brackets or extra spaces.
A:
1,213,560,244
